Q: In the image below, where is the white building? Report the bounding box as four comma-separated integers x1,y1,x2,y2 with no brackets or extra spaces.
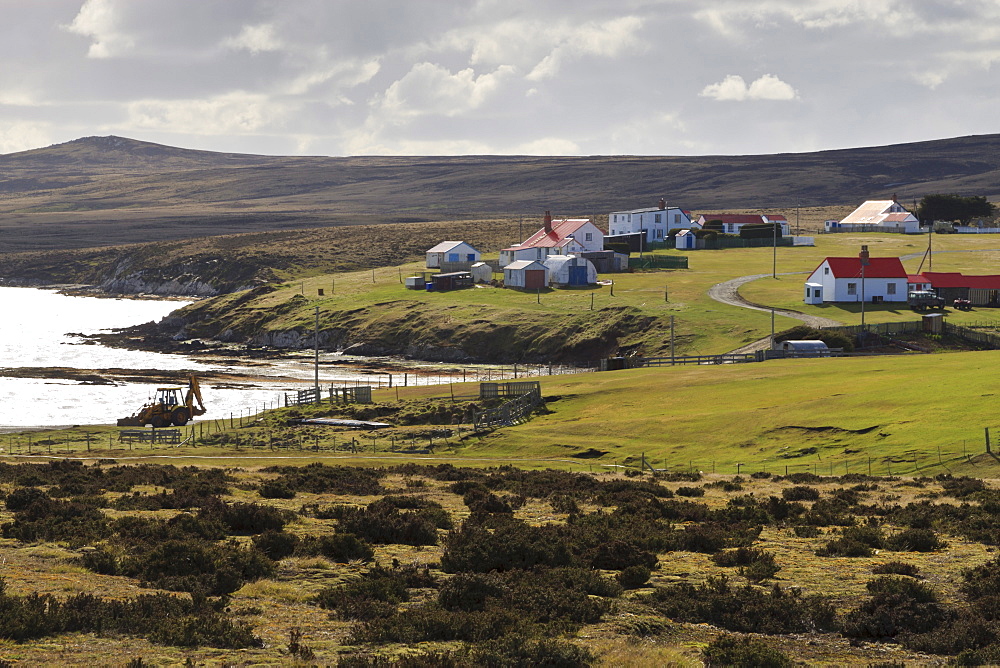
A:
608,199,692,242
826,200,921,234
544,255,597,287
804,256,909,303
499,212,604,266
694,214,790,236
503,260,548,289
426,241,481,269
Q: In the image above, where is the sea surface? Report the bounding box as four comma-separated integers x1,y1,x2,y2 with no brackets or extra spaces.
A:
0,287,359,428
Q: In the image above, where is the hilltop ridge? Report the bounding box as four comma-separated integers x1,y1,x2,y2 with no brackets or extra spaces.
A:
0,133,998,253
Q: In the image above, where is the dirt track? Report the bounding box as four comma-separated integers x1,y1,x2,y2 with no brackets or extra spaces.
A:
708,272,842,353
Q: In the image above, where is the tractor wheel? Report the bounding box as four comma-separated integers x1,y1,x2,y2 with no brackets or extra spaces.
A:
150,415,169,428
171,409,190,426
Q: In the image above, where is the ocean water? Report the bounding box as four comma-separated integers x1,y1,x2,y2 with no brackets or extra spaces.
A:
0,287,288,427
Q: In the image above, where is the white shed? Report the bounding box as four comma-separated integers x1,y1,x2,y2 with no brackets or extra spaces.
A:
544,255,597,287
675,229,697,249
503,260,548,289
426,241,481,269
804,282,823,305
470,262,493,283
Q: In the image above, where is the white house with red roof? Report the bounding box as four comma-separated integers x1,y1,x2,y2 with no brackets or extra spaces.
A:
805,256,909,303
608,199,693,242
499,212,604,266
694,213,790,235
826,199,921,234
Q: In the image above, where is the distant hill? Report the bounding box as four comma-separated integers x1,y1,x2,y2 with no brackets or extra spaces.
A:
1,134,999,252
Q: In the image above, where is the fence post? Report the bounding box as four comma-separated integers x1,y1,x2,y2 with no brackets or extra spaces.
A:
986,427,992,454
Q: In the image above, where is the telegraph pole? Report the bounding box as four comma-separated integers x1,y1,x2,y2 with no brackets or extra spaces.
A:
860,245,869,329
314,305,320,394
772,220,777,278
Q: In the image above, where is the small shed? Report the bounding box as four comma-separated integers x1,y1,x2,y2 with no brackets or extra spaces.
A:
428,271,473,291
504,260,548,289
777,340,829,353
675,229,697,250
426,241,481,269
804,282,823,305
580,250,628,273
470,262,493,283
544,255,597,287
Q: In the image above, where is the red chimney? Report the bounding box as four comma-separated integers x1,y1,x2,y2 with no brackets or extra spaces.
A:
543,210,552,233
658,198,666,210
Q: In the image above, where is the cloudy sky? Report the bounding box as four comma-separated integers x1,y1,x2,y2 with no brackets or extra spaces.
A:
1,0,998,157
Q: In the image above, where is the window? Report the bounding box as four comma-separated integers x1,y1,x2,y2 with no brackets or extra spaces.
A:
657,229,664,238
448,253,459,262
585,232,592,241
537,248,543,259
674,214,681,224
847,282,857,296
887,283,896,295
655,214,662,224
467,253,476,262
824,267,830,275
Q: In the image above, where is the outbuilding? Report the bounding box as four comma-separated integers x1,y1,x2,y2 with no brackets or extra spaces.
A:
470,262,494,283
426,241,481,269
503,260,548,290
428,271,473,291
544,255,597,287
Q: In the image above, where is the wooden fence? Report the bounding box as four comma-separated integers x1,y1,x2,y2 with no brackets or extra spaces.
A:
473,382,543,430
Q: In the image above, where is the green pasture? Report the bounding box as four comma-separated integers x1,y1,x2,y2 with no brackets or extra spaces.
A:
460,349,1000,476
7,348,999,479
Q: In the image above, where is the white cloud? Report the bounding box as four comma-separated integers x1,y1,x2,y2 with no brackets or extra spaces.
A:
64,0,134,58
284,59,381,96
380,63,515,120
527,16,643,81
0,122,52,154
514,138,581,155
126,92,286,134
223,24,283,54
701,74,798,101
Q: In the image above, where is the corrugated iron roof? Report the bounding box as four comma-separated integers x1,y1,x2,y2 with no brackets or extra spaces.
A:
818,256,907,279
517,218,592,249
427,241,468,253
922,272,1000,289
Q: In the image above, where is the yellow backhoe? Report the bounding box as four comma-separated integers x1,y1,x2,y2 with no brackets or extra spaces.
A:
117,375,207,427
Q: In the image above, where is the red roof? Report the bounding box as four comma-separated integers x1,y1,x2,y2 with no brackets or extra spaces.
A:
818,257,907,279
907,274,930,283
699,214,765,225
766,215,788,221
516,219,592,249
922,272,1000,290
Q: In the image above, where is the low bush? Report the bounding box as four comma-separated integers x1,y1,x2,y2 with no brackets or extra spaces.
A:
872,561,921,578
0,579,260,648
295,533,374,562
675,486,705,497
703,634,792,668
843,576,948,638
782,486,820,501
252,530,299,561
618,564,651,589
314,564,436,621
199,501,291,535
323,504,439,546
258,480,296,499
644,576,836,634
885,528,947,552
260,463,384,495
793,525,821,538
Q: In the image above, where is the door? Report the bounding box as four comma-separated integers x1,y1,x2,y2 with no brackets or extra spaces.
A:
569,265,587,285
524,270,545,289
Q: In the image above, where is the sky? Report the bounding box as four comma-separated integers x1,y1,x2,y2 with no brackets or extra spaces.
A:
1,0,998,157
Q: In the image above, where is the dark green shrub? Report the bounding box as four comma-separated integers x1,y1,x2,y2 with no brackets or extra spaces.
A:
259,480,295,499
260,463,384,495
885,528,946,552
782,485,820,501
703,634,792,668
314,564,435,621
643,576,836,634
793,525,821,538
440,519,574,573
872,561,921,578
4,486,49,511
200,501,290,535
348,605,521,644
470,633,595,667
675,486,705,497
843,576,948,638
462,488,514,514
324,504,439,546
295,533,374,562
549,494,580,514
618,564,652,589
252,530,299,561
816,537,872,558
674,523,761,553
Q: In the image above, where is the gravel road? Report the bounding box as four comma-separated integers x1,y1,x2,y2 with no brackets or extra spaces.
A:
708,272,843,353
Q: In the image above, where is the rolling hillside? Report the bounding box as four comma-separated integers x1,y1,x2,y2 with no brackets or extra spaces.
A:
0,134,999,253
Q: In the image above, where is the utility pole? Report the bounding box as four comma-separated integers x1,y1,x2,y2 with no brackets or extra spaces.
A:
670,315,675,364
770,309,775,350
772,220,777,278
860,245,869,329
314,305,320,394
